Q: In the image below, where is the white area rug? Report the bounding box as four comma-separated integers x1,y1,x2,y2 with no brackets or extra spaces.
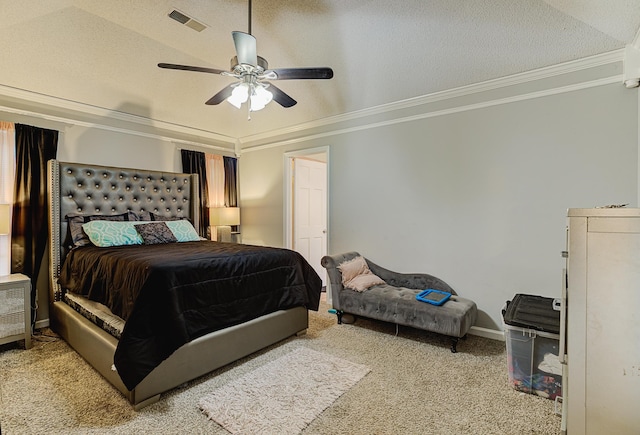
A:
198,346,370,434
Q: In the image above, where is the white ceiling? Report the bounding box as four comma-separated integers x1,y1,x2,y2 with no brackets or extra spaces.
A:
1,0,639,142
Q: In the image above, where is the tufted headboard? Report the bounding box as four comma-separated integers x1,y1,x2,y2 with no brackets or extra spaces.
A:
47,160,200,301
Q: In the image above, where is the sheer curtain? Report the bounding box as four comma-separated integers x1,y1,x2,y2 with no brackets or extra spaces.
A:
206,154,225,208
0,122,15,276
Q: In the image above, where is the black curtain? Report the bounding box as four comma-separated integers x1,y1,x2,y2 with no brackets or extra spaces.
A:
223,156,238,207
11,124,58,326
181,149,209,236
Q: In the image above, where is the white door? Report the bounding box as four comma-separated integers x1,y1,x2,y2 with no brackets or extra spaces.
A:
293,158,327,286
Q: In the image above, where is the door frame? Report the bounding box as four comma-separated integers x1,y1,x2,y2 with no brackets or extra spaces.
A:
283,146,330,255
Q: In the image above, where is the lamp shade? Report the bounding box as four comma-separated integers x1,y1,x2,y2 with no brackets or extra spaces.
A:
0,204,10,235
210,207,240,226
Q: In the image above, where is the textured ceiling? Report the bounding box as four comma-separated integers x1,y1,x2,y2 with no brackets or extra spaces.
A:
1,0,639,142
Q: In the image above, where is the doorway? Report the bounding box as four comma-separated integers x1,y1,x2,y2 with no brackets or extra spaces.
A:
284,147,329,287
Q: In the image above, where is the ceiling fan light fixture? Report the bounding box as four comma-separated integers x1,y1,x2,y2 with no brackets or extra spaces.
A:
226,81,272,111
227,83,249,108
249,84,273,111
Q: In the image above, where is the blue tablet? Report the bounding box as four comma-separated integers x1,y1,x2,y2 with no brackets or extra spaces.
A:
416,289,451,306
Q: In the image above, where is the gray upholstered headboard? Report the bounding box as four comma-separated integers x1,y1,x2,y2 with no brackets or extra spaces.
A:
47,160,200,301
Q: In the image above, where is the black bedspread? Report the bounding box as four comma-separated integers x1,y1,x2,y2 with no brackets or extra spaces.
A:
58,241,322,390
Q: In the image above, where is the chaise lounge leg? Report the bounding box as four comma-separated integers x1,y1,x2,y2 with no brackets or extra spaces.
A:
328,309,345,324
450,337,459,353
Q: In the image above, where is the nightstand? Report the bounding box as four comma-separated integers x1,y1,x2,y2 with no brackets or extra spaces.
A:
231,231,242,244
0,273,31,349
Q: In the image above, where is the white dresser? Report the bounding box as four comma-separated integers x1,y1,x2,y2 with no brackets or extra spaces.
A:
564,208,640,434
0,273,31,349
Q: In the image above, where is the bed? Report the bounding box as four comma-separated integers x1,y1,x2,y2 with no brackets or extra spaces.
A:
47,160,321,409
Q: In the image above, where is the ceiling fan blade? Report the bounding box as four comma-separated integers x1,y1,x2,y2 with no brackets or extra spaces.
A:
267,67,334,80
158,63,226,75
232,31,257,66
205,85,235,105
266,83,297,108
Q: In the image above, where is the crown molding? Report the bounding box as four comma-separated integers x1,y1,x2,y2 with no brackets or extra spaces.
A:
0,84,236,147
239,49,625,147
0,103,235,154
242,75,622,154
0,49,626,152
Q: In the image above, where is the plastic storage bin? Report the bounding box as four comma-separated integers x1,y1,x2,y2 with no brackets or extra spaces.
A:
503,294,562,400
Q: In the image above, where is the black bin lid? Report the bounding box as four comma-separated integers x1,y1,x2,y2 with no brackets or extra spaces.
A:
503,294,560,334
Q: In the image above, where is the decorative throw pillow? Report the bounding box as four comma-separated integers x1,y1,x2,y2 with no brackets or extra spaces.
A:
346,273,386,292
81,221,143,247
338,256,370,283
164,220,201,242
134,222,178,245
66,211,135,248
338,256,385,292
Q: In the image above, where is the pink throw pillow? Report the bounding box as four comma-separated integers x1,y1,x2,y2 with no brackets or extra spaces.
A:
338,255,385,292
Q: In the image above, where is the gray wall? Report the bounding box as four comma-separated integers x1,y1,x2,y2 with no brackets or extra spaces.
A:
58,126,180,172
1,70,637,334
240,83,639,331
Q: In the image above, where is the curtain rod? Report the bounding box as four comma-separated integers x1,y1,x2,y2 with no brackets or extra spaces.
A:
176,146,237,157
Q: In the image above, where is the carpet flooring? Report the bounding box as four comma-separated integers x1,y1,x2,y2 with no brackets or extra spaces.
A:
0,298,561,434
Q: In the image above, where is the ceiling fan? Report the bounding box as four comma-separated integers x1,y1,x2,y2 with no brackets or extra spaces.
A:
158,0,333,116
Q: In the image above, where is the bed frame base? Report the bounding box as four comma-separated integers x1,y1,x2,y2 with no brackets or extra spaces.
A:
51,301,308,408
134,394,160,411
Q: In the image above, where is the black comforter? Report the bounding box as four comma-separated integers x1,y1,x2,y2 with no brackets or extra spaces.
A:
58,241,322,390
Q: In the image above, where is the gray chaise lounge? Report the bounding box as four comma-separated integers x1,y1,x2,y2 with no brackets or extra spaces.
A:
321,251,477,352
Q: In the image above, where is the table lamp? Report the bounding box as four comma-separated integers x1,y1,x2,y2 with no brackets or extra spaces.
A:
0,204,10,276
0,204,10,235
209,207,240,242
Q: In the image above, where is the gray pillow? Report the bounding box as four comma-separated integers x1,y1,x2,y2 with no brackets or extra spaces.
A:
137,210,153,221
150,212,186,221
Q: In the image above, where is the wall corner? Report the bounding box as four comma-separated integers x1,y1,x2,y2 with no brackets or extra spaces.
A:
624,45,640,88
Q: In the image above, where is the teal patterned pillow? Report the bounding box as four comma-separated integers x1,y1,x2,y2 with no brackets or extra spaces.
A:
66,211,135,248
81,221,143,247
164,220,201,242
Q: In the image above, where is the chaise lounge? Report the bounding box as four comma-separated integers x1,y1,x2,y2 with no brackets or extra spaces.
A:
321,252,477,352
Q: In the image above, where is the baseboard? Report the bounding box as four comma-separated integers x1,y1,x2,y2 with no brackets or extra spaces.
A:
468,325,505,342
35,318,50,330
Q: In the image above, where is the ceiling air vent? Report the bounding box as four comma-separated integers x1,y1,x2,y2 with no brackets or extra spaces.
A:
168,9,207,32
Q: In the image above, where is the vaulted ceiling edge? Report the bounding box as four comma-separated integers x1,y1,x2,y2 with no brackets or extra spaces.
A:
0,49,626,152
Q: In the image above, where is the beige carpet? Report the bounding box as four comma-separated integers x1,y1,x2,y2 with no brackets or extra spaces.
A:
0,299,561,434
199,347,370,434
